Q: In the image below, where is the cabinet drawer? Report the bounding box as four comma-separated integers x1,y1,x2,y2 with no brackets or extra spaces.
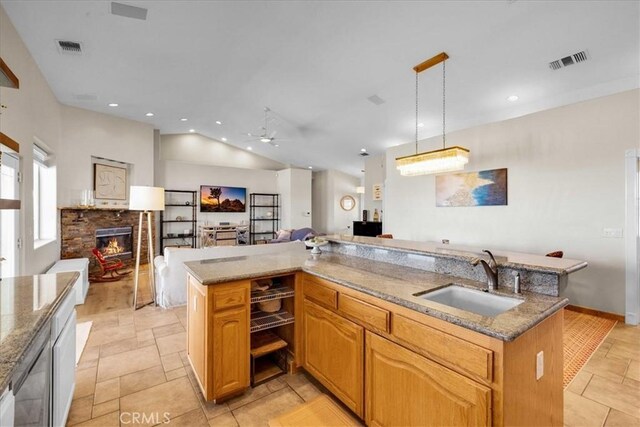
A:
213,287,248,311
303,278,337,309
338,294,389,332
392,314,493,381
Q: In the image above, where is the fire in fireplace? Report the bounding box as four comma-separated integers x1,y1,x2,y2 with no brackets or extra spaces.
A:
95,227,133,260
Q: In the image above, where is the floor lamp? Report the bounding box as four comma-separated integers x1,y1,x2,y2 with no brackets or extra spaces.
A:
130,186,165,310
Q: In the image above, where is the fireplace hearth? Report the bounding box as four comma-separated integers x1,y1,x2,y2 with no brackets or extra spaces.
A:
96,226,133,259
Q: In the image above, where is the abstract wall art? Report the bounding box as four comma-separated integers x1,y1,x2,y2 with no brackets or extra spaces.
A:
436,168,507,207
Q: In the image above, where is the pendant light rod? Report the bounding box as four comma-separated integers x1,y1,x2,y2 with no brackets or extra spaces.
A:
413,52,449,74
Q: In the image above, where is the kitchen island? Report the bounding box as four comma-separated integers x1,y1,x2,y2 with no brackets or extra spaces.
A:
184,243,585,426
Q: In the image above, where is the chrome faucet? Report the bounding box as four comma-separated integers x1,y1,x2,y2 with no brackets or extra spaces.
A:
470,250,498,291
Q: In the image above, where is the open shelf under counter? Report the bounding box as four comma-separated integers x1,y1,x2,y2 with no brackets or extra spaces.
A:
251,283,295,303
250,309,294,333
251,330,288,358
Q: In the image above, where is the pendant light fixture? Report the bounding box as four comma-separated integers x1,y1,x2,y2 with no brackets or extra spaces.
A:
396,52,469,176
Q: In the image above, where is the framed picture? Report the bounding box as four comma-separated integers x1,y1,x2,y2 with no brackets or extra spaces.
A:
94,163,127,200
200,185,246,212
436,168,508,207
373,184,383,201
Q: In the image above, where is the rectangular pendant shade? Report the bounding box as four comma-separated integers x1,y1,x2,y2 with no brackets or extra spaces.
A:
129,186,165,211
395,146,470,176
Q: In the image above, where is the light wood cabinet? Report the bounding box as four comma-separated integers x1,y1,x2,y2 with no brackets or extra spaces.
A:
187,275,250,402
299,272,563,427
365,331,491,427
303,299,364,417
213,306,249,397
187,277,206,384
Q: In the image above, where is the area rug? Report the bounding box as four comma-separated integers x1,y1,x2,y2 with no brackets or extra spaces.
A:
76,321,93,365
563,309,616,388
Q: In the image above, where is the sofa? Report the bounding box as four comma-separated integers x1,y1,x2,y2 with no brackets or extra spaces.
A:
154,241,306,308
270,227,318,243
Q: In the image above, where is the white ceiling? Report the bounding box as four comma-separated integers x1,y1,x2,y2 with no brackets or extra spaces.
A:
2,1,639,176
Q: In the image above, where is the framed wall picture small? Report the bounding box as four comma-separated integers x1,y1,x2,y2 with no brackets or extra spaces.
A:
94,163,127,200
372,184,383,201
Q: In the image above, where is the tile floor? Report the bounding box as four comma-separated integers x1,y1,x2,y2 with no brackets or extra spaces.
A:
564,323,640,427
69,270,333,427
70,268,640,426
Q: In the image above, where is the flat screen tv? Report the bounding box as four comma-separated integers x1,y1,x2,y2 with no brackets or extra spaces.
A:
200,185,246,213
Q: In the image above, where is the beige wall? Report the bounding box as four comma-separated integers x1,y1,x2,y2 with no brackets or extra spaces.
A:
0,5,62,274
160,133,287,171
384,89,640,315
58,105,154,207
277,168,312,230
363,154,385,219
312,169,360,234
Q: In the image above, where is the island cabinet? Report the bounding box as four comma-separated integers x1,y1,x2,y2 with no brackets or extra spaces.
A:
299,273,563,427
187,275,250,402
187,272,301,402
302,299,364,417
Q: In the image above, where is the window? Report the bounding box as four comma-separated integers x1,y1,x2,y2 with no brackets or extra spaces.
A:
33,142,56,247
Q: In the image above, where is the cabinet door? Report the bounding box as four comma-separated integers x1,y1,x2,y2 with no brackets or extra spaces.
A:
213,306,249,398
53,310,76,427
365,332,491,427
303,299,364,417
187,278,207,386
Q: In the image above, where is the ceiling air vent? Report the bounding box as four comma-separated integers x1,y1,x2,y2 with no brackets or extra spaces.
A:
367,95,386,106
111,2,148,20
56,40,82,55
548,50,590,71
73,93,97,101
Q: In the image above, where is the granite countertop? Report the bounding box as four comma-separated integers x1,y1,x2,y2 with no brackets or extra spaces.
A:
0,272,79,392
184,252,568,342
325,234,588,275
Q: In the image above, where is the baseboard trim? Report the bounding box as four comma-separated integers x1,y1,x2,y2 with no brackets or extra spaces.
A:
566,305,625,322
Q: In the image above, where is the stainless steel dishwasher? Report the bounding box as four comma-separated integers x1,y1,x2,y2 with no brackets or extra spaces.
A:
12,322,51,427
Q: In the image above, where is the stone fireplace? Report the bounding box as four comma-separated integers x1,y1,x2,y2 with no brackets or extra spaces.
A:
61,208,155,276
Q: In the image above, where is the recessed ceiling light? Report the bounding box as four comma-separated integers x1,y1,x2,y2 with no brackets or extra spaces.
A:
418,123,424,128
507,95,519,102
108,103,118,107
274,144,279,147
215,120,222,125
308,166,313,169
180,118,188,121
221,137,227,142
145,112,154,117
247,146,253,151
189,129,195,133
360,148,367,152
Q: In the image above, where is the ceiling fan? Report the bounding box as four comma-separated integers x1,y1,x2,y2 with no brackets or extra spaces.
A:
244,107,286,147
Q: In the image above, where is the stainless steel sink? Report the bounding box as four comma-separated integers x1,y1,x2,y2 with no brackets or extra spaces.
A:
414,284,524,317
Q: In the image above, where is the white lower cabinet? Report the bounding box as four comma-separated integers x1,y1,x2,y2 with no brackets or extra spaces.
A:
52,309,76,427
0,386,15,427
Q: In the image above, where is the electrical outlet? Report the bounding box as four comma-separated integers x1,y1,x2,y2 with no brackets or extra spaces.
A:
603,228,623,238
536,351,544,380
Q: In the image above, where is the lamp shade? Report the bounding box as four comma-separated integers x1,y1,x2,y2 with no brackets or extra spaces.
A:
129,186,165,211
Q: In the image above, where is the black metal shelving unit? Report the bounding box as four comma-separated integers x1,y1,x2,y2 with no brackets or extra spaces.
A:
249,193,279,244
160,190,198,249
